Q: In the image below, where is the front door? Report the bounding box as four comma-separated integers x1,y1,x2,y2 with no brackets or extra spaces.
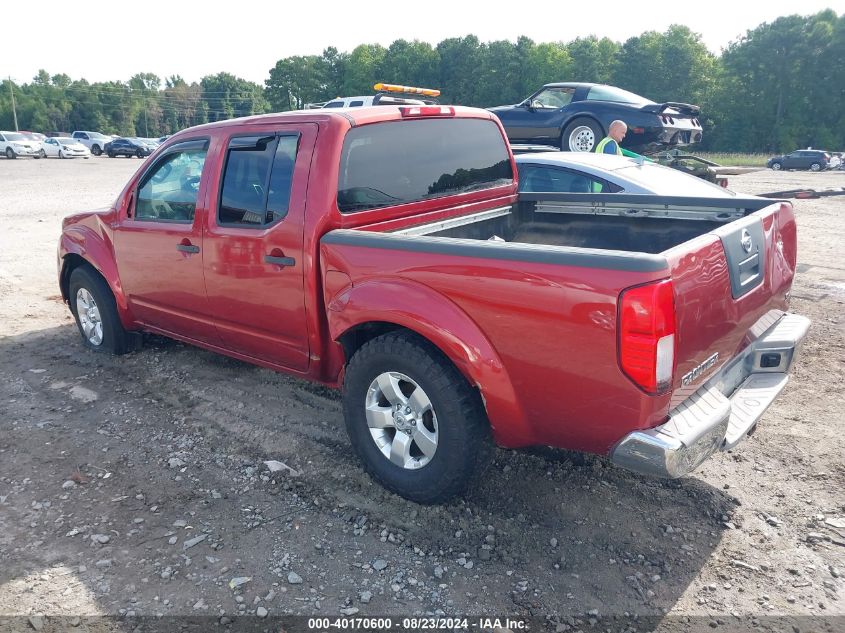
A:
114,138,219,344
202,123,317,371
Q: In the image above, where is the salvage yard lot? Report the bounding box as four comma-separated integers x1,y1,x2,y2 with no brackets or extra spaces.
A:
0,158,843,624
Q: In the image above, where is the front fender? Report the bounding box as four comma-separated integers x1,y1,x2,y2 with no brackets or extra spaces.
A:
59,224,134,329
327,277,533,448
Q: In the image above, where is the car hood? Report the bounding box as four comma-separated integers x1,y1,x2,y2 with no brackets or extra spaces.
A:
487,104,523,115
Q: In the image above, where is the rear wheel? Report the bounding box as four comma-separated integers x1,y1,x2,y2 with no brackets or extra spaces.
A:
343,331,491,504
771,162,782,171
562,117,603,152
809,162,821,172
69,266,133,355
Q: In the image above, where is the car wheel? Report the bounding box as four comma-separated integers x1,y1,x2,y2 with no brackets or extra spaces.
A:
5,147,16,159
39,149,47,158
809,162,822,172
107,151,115,158
91,145,102,156
69,266,133,355
562,118,603,152
771,162,782,171
343,331,491,504
59,150,66,159
135,149,143,158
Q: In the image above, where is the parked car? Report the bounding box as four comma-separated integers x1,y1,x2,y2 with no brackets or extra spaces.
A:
1,131,43,158
308,83,438,109
42,137,91,159
20,131,47,142
767,149,839,171
516,151,738,197
106,137,154,158
72,131,113,156
490,83,703,153
59,105,807,503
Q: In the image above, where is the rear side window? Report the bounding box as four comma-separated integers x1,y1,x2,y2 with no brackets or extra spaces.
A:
218,134,298,226
338,118,512,213
517,164,622,194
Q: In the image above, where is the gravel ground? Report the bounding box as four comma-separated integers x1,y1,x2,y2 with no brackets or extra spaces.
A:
0,156,843,629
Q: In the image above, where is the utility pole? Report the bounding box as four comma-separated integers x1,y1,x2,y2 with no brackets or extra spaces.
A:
8,76,19,131
143,95,149,137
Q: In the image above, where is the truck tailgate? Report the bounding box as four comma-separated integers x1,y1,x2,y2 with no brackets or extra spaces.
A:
666,200,798,406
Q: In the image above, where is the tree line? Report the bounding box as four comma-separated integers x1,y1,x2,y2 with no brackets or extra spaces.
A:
1,10,842,152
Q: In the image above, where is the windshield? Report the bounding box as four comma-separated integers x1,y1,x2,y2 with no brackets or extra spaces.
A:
56,137,76,144
5,132,26,141
617,162,736,196
586,85,652,105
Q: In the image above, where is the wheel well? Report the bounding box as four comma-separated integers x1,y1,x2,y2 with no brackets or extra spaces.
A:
60,254,97,303
338,321,404,363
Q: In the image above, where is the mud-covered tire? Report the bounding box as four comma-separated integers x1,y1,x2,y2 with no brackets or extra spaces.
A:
343,331,491,504
68,266,133,355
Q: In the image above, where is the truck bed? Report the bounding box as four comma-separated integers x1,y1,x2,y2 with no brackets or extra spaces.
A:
391,193,774,255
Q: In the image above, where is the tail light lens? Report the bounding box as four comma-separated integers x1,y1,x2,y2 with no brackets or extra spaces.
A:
618,279,676,394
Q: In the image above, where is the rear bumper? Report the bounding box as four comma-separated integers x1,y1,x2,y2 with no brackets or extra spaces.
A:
610,312,810,478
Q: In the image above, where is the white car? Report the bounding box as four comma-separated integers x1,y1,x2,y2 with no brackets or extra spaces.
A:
1,131,43,159
516,151,738,197
41,137,91,159
71,131,113,156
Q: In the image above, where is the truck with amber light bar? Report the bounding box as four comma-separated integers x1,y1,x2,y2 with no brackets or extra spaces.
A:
58,103,808,504
305,83,441,110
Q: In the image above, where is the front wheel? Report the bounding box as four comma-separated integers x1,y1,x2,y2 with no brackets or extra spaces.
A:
5,147,16,159
107,151,115,158
91,145,102,156
59,150,66,159
809,162,821,172
561,117,603,152
343,331,491,504
771,162,782,171
136,149,143,158
39,149,47,158
69,266,134,355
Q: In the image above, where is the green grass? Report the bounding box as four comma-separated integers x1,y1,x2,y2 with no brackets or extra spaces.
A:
695,152,770,167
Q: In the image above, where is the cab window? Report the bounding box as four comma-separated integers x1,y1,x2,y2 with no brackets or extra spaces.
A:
135,140,209,222
218,135,298,226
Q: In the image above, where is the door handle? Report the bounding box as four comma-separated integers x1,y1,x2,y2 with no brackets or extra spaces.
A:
176,243,200,254
264,255,295,267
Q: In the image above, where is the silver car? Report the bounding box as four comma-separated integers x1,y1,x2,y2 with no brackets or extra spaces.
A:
516,151,738,198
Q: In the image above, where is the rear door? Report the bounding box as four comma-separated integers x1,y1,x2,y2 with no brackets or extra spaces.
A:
202,123,317,371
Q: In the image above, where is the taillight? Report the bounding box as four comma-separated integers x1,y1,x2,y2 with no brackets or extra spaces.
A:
399,106,455,117
618,279,676,394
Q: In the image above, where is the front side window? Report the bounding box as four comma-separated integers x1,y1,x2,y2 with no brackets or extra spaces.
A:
136,140,208,222
529,87,576,109
324,101,345,108
218,134,298,226
338,118,512,213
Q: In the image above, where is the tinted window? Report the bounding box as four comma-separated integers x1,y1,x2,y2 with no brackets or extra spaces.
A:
219,135,298,226
324,101,345,108
586,85,651,105
517,164,621,194
338,118,512,213
136,141,208,222
349,100,364,107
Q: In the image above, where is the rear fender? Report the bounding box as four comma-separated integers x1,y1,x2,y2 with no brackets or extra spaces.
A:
327,278,532,447
59,226,134,329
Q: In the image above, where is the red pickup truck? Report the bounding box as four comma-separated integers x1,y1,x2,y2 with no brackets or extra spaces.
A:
59,105,809,503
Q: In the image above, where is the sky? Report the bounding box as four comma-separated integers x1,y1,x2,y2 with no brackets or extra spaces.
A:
4,0,843,86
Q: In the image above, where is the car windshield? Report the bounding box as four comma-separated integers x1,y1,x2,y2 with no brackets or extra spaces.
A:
616,162,736,196
56,137,76,144
90,133,109,139
5,132,26,141
586,85,652,105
